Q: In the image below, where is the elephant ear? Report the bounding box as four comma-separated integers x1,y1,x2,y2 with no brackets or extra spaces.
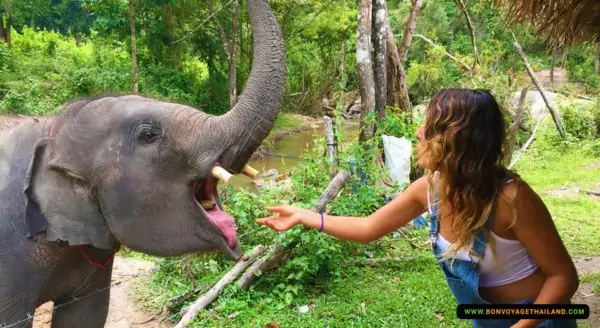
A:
23,138,115,249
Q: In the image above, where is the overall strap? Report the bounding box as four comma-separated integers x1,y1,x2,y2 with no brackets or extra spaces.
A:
428,173,440,247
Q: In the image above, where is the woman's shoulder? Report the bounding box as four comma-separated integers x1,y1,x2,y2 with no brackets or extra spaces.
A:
496,175,546,228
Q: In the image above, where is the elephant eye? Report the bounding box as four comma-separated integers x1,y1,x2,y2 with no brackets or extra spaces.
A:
136,125,161,144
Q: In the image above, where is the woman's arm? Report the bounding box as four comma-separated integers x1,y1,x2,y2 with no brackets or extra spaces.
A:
256,176,429,243
509,180,579,328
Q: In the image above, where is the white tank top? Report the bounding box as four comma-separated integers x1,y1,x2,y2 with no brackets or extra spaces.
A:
435,232,538,287
428,177,539,287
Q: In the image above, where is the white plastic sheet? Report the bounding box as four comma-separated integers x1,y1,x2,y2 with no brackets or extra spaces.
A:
381,134,412,187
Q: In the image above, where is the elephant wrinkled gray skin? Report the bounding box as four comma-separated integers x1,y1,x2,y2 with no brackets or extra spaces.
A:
0,0,285,326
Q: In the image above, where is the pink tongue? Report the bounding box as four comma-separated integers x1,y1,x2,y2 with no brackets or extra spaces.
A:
206,209,237,248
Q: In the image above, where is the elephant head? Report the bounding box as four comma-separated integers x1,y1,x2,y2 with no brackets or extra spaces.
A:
22,0,285,261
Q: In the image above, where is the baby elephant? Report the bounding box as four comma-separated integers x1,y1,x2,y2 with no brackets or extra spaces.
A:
0,0,285,326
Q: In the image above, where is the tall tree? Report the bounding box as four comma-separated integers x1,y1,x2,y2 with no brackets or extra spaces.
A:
454,0,479,71
208,0,239,108
387,0,423,117
357,0,375,143
2,0,12,48
372,0,387,124
595,38,600,75
128,0,138,94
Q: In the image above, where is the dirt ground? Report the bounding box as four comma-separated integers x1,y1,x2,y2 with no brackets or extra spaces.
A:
32,257,170,328
534,68,568,87
572,256,600,327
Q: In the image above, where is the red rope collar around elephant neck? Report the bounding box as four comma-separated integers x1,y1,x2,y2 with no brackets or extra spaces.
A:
77,245,121,270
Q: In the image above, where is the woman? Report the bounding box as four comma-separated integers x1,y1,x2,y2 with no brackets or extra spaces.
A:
256,89,579,328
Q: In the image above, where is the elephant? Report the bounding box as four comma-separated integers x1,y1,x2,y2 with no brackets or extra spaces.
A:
0,0,285,326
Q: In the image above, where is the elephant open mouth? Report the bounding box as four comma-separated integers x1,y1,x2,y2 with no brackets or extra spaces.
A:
192,177,238,251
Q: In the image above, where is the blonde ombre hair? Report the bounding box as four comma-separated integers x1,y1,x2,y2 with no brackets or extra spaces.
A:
416,89,519,263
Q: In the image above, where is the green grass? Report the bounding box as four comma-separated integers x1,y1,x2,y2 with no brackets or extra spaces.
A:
512,142,600,256
581,273,600,296
130,128,600,327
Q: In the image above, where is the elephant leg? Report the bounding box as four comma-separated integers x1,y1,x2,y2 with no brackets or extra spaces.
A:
50,288,110,328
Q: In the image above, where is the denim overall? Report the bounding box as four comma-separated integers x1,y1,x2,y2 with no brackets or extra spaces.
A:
428,179,578,328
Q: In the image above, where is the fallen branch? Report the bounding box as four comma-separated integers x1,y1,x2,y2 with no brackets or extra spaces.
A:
174,245,266,328
396,229,424,251
584,190,600,197
513,41,567,139
236,170,352,289
414,34,471,72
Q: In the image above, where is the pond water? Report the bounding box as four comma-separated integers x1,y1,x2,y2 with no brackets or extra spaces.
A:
228,118,361,191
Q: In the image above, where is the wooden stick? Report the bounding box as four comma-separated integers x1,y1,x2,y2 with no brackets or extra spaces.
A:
242,164,260,180
174,245,266,328
323,116,338,179
513,41,567,139
211,166,233,184
236,171,352,289
396,229,424,251
585,190,600,197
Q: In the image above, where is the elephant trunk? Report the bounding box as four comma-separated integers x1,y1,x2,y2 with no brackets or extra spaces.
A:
215,0,286,172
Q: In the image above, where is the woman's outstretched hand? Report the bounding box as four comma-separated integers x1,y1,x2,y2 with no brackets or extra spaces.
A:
256,205,312,232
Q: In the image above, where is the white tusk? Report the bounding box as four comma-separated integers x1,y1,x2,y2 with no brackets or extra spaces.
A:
211,166,233,184
242,164,260,180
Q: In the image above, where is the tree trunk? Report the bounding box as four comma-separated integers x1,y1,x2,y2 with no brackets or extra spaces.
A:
324,116,338,179
455,0,479,71
357,0,375,143
508,66,515,87
393,0,423,118
0,13,5,43
229,0,239,107
208,0,239,108
128,0,139,94
550,46,558,84
372,0,387,124
164,5,182,69
397,0,423,65
561,47,568,67
594,39,600,75
3,0,12,49
385,17,402,110
5,13,10,49
505,88,528,164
